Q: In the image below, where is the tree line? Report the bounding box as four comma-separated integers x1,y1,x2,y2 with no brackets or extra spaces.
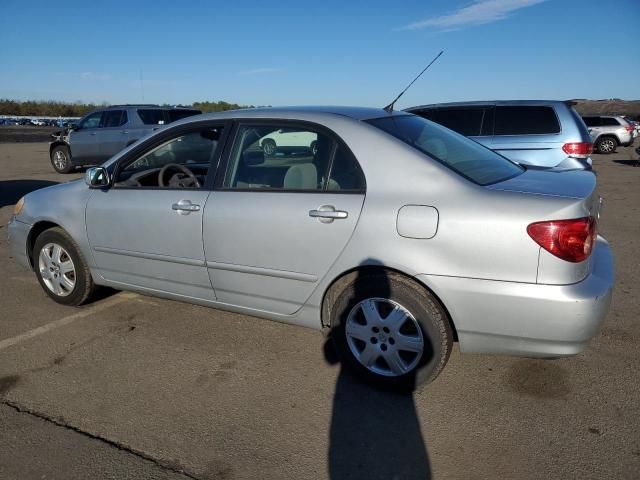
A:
0,99,251,117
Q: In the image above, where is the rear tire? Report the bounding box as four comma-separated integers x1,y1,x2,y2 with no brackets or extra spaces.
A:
50,145,73,173
33,227,95,306
262,139,276,156
595,136,617,154
329,272,453,392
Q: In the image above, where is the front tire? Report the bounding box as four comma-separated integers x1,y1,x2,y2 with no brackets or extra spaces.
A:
50,145,73,173
595,136,617,154
330,272,453,392
33,227,95,306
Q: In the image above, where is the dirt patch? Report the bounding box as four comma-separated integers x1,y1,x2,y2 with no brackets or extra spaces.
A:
0,126,59,143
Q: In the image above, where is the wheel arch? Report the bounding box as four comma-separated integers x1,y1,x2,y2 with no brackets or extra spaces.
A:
49,141,70,156
596,134,619,144
26,221,61,269
320,265,458,341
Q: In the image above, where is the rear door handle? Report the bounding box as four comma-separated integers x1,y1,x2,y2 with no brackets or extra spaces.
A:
309,205,348,223
172,199,201,215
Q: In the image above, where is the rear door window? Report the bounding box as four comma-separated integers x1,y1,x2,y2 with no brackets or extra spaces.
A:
167,109,201,123
223,123,364,192
102,110,127,128
432,108,484,136
601,117,621,126
494,106,561,135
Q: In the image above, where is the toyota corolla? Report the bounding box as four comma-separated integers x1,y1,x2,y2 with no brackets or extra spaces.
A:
8,107,614,391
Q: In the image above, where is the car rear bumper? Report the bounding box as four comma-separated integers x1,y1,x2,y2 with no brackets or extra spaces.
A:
416,235,614,358
7,216,32,270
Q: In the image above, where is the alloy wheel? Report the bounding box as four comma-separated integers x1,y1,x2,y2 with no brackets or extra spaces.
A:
53,150,68,170
600,139,615,153
345,298,424,377
38,242,76,296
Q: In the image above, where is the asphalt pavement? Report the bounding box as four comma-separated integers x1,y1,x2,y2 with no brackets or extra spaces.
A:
0,141,639,479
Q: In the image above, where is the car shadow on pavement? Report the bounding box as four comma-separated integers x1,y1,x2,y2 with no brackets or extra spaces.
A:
324,264,432,480
0,180,58,208
613,159,640,167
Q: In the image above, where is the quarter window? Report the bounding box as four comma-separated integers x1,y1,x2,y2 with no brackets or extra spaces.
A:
223,124,364,192
494,106,561,135
601,117,621,126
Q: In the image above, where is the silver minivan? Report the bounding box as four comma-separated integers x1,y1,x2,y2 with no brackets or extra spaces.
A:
406,100,593,170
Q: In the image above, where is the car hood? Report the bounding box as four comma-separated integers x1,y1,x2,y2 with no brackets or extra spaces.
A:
486,168,597,199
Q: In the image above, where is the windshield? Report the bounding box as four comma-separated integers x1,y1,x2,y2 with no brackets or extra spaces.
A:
367,114,524,186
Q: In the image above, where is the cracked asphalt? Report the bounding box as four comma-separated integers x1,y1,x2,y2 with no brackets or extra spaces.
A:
1,141,639,479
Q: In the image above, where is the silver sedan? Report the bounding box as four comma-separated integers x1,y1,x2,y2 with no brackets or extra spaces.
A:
7,107,614,391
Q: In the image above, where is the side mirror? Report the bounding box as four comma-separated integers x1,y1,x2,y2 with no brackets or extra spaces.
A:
68,123,79,130
85,167,110,188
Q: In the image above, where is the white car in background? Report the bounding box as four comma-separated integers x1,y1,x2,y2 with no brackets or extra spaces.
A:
260,128,318,155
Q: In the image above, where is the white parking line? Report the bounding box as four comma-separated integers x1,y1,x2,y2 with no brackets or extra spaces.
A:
0,292,138,352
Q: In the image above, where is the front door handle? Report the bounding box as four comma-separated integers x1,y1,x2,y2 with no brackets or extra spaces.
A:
172,199,201,215
309,205,348,223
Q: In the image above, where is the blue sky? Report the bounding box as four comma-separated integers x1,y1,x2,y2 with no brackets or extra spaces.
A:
1,0,639,108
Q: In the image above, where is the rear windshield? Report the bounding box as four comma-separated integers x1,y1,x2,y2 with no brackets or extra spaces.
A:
367,115,523,186
167,109,201,122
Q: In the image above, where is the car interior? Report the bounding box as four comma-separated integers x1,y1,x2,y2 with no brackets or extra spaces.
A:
225,126,363,191
114,128,222,188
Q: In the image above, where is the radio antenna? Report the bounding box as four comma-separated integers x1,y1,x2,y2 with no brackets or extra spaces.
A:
383,50,444,113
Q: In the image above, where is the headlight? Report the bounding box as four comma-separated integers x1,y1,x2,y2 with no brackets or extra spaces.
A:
13,196,25,216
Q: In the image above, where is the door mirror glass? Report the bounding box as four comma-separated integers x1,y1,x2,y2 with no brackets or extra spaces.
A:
85,167,110,187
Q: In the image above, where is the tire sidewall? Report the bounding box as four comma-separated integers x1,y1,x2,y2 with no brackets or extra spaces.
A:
262,139,276,155
51,146,73,173
597,137,616,154
33,229,89,306
330,274,451,391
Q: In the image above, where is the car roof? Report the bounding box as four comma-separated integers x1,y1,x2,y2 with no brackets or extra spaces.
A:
405,100,573,110
186,106,407,122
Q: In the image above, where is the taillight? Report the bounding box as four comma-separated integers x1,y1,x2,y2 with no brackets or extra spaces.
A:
562,142,593,158
624,125,635,133
527,217,596,263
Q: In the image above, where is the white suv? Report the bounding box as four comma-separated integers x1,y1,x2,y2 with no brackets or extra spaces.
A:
582,115,635,154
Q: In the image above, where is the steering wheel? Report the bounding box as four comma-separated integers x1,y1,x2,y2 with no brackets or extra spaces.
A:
158,163,201,188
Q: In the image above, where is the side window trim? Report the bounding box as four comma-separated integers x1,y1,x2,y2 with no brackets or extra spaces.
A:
213,119,365,194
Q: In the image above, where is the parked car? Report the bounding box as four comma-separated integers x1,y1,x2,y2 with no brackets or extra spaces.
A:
18,118,35,126
49,104,202,173
8,107,614,391
405,100,593,170
260,128,318,155
582,115,635,154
